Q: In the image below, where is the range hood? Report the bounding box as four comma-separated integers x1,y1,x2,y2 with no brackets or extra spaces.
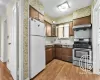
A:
73,24,91,30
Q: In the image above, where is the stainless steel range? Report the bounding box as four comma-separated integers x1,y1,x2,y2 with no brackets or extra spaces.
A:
73,39,92,67
73,24,92,69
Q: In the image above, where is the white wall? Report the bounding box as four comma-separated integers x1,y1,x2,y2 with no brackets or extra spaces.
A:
0,14,7,62
6,0,16,63
0,17,1,59
0,0,17,62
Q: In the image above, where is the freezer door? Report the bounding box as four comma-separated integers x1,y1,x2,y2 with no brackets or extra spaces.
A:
29,19,45,36
37,21,45,36
30,19,39,35
29,36,45,78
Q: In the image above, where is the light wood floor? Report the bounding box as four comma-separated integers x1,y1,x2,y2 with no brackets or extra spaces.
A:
32,59,100,80
0,61,13,80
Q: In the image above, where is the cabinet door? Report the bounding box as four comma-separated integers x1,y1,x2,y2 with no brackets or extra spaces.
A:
73,16,91,26
52,47,55,59
46,22,52,36
69,22,74,36
39,13,44,23
51,27,56,37
33,9,39,20
62,48,68,61
66,48,72,56
55,48,62,59
62,48,72,62
46,48,53,64
29,6,39,20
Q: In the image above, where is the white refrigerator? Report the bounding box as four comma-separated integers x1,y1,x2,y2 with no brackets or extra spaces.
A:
29,18,45,79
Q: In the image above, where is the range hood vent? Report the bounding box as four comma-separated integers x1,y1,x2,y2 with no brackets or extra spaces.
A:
73,24,92,30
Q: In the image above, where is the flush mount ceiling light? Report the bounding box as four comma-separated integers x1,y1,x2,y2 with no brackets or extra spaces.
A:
57,1,70,12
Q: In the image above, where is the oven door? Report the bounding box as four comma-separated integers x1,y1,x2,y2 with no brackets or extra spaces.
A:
73,48,92,63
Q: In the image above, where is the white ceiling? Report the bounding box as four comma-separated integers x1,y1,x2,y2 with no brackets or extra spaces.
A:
39,0,93,18
0,0,10,16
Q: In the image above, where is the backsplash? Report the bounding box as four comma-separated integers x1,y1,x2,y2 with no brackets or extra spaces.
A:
46,37,57,44
46,36,74,45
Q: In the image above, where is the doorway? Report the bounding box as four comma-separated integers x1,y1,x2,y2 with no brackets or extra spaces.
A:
7,3,19,80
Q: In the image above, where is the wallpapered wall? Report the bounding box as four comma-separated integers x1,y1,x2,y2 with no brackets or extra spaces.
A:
54,13,73,24
73,6,91,19
54,6,91,24
44,13,54,23
29,0,44,15
23,0,28,79
23,0,44,79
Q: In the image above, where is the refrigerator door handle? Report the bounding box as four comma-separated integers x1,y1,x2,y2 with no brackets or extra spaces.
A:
30,35,45,37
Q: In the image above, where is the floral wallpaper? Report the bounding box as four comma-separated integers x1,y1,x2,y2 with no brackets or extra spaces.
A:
29,0,44,15
23,0,29,79
23,0,44,79
54,13,73,24
54,6,91,24
44,13,53,24
73,6,91,19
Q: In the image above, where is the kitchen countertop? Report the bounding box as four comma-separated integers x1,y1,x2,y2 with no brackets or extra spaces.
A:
45,43,73,48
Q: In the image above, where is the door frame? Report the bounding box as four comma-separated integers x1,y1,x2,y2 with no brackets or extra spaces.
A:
93,0,100,74
17,0,24,80
6,0,24,80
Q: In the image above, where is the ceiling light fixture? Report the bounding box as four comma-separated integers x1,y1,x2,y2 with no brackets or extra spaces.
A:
57,1,70,12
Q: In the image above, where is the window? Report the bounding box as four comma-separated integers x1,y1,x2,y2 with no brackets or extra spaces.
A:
64,24,69,38
58,25,64,38
57,24,69,38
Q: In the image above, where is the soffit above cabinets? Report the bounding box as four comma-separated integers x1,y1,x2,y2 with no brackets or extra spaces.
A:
0,0,11,16
39,0,92,18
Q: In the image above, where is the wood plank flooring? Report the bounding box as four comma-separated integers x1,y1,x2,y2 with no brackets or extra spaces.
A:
32,59,100,80
0,61,13,80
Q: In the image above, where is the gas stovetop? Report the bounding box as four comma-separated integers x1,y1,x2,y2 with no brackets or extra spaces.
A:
73,42,92,49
